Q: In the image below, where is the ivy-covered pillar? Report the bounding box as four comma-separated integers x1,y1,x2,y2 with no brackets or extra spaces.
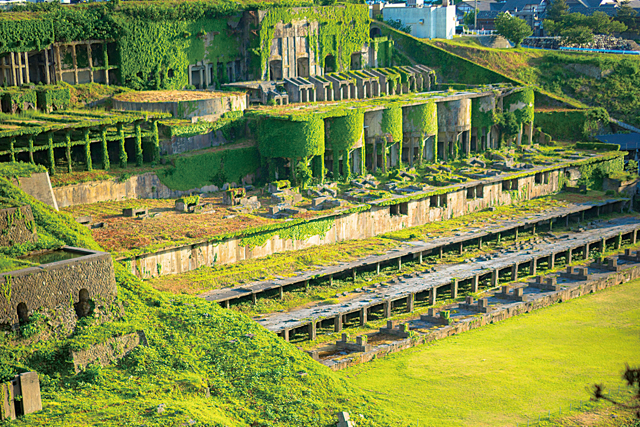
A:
65,131,72,173
28,136,34,164
343,149,351,178
381,106,402,169
101,125,110,171
117,123,127,168
290,157,298,185
312,154,324,183
151,120,160,162
134,121,143,167
47,131,55,175
372,138,377,173
418,136,425,165
268,160,277,182
382,140,387,173
333,150,340,180
84,128,92,171
361,145,366,176
9,138,15,163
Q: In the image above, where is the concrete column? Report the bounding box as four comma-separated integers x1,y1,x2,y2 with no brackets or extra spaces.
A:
251,293,257,305
514,227,519,241
549,253,555,269
439,246,443,259
376,263,380,275
360,307,368,326
601,237,606,252
567,248,573,265
398,258,402,271
282,329,290,341
352,269,357,281
429,287,437,305
383,300,392,318
511,263,518,281
616,233,622,249
334,315,342,332
309,322,316,340
549,220,553,231
23,51,29,83
44,48,51,85
634,230,638,245
224,300,230,309
531,258,537,276
459,242,463,255
478,237,483,250
584,243,590,259
305,280,310,292
491,269,498,286
372,138,377,173
279,286,284,300
329,274,333,285
407,293,414,313
418,252,423,264
472,275,479,293
451,279,458,299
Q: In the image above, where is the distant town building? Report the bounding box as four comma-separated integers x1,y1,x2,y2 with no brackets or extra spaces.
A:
381,2,457,39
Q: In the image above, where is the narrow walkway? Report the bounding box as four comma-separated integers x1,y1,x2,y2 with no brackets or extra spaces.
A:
199,198,628,305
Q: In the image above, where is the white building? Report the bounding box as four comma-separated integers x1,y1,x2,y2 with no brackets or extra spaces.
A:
381,3,456,39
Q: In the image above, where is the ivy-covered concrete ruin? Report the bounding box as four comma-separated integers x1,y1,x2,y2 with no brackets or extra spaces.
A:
0,1,638,426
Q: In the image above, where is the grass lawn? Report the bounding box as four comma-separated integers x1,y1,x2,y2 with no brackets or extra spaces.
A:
340,279,640,427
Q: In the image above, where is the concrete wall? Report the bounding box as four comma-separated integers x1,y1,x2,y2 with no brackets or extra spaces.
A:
438,99,472,133
70,331,146,373
113,93,247,122
383,5,456,39
0,205,37,247
0,247,116,327
125,167,562,278
53,171,254,208
160,130,231,156
10,172,58,210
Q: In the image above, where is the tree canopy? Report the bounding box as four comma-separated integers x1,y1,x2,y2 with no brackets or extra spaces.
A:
495,13,532,48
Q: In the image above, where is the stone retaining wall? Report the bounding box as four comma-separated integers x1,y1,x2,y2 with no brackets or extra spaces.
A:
126,168,561,278
0,205,37,247
0,247,116,327
70,331,147,373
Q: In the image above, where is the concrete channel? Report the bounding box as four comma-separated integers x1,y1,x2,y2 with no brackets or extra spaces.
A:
254,215,640,341
200,198,629,307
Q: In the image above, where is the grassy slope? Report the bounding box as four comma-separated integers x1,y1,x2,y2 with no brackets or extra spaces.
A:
0,177,401,427
427,37,640,126
340,279,640,427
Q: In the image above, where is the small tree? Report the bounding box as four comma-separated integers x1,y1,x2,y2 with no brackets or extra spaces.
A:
562,26,595,45
592,365,640,419
617,1,638,33
295,159,313,189
495,13,532,48
463,9,476,27
546,0,569,22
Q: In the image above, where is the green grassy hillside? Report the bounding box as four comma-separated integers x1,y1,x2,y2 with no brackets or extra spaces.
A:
0,176,400,427
379,23,640,126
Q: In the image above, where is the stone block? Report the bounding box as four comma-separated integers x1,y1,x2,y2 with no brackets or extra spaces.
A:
70,331,147,373
337,412,354,427
514,288,524,297
465,296,474,304
75,215,92,226
123,207,147,217
17,372,41,415
312,197,328,207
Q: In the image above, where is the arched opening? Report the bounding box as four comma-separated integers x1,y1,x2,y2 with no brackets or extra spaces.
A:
370,27,382,38
17,303,28,324
75,289,92,318
324,55,336,73
269,60,283,80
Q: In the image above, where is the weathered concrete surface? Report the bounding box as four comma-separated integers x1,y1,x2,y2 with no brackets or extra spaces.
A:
53,171,254,208
0,247,116,327
201,199,621,304
10,172,58,210
70,331,147,373
0,205,37,247
0,372,42,420
322,256,640,370
255,216,640,334
125,156,612,279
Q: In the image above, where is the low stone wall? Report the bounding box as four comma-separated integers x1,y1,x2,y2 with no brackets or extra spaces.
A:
113,93,247,121
53,171,255,208
0,205,37,247
324,261,640,371
0,247,116,327
160,130,230,156
70,331,147,373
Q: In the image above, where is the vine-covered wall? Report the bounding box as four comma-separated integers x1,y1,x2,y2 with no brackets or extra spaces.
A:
0,2,369,90
258,4,370,79
503,88,535,125
257,116,325,160
403,102,437,136
325,110,365,152
471,95,497,130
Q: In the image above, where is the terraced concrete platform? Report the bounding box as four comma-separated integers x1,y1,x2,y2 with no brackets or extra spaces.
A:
255,215,640,339
199,198,628,306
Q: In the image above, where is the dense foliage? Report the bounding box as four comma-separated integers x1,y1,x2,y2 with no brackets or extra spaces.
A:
257,116,325,159
494,13,532,48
